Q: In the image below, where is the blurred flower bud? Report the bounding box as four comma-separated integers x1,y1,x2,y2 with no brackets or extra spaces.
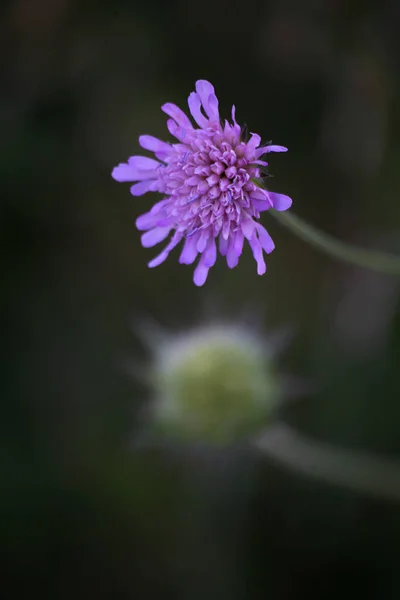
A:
150,324,282,445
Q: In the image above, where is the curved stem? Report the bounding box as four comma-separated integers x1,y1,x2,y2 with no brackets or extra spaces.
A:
255,423,400,502
271,210,400,276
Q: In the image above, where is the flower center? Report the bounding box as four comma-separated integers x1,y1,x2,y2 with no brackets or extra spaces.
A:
161,132,261,237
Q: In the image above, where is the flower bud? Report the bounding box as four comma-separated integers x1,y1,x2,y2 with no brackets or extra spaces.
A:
151,324,281,445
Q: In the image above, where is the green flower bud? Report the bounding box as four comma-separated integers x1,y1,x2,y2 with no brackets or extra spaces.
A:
151,325,281,445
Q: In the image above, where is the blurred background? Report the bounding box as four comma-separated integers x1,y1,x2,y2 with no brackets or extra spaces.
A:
2,0,400,597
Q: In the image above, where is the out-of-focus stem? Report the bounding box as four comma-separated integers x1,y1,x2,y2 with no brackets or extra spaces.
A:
271,210,400,276
255,423,400,502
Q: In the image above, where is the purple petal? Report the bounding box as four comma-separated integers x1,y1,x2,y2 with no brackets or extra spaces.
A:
187,92,209,129
251,199,271,212
249,188,269,201
166,118,189,142
234,230,244,256
136,200,169,231
222,220,231,240
227,250,239,268
154,151,170,162
230,105,241,137
148,232,183,268
162,103,193,129
195,80,215,99
141,226,172,248
207,94,219,121
219,235,229,256
130,179,160,196
203,237,217,267
150,198,169,213
112,163,137,182
148,251,169,268
129,156,161,170
136,212,157,231
241,217,255,240
264,145,288,153
130,180,157,196
112,156,160,182
195,80,218,120
245,133,261,159
179,236,199,264
139,135,171,154
268,192,292,211
231,105,237,123
197,230,210,253
256,224,275,254
255,145,288,158
155,217,174,228
226,231,244,268
223,120,234,139
193,255,210,287
186,175,201,186
248,236,266,275
249,188,273,212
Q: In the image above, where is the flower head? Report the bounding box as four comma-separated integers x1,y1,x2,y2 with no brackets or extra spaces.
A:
149,323,282,445
112,80,292,285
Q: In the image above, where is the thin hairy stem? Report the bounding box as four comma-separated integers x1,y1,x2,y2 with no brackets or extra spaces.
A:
271,210,400,275
256,423,400,502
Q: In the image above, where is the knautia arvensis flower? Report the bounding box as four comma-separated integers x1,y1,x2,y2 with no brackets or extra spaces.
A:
112,80,292,285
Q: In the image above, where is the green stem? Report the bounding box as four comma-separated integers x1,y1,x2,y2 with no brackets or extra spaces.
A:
271,210,400,276
255,423,400,502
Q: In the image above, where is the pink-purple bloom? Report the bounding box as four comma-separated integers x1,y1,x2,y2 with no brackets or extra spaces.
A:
112,80,292,286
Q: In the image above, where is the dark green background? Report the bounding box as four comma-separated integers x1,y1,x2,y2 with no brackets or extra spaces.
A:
2,0,400,597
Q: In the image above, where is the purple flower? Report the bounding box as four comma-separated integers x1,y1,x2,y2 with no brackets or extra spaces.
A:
112,80,292,286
